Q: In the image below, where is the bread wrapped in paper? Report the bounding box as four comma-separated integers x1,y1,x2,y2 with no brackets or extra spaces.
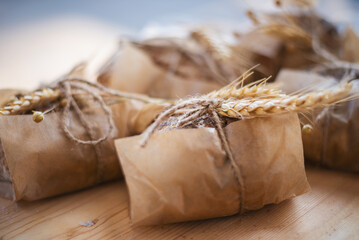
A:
115,113,310,225
114,70,355,225
248,9,342,70
0,83,148,201
97,28,284,99
276,69,359,172
97,40,222,99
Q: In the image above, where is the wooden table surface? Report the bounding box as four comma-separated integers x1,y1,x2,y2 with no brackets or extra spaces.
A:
1,16,359,240
1,166,358,240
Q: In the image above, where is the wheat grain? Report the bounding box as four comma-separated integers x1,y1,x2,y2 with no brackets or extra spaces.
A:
32,111,44,123
302,124,313,134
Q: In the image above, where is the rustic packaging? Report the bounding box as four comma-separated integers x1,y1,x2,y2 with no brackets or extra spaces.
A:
116,113,310,225
98,41,222,99
0,99,144,201
276,69,359,172
97,30,284,99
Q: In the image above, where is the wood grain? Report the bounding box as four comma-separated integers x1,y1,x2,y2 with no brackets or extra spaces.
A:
0,166,358,240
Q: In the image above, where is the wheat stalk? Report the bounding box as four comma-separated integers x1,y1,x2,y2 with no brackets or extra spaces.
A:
206,69,281,99
191,28,232,61
0,88,61,115
217,82,352,118
258,24,312,47
212,69,353,118
140,69,354,147
0,78,168,117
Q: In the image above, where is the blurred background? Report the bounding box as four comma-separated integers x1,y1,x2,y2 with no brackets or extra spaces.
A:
0,0,358,89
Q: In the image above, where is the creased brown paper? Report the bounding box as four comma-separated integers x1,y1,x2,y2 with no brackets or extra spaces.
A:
115,113,310,225
276,69,359,172
98,41,222,99
0,99,144,201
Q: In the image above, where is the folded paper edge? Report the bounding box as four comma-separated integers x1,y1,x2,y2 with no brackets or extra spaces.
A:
0,137,16,201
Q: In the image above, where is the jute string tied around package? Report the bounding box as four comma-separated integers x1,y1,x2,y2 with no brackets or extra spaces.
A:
140,96,246,213
53,77,165,183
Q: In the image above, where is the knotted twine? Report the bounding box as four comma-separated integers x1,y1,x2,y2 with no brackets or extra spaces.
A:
55,77,159,183
140,97,246,213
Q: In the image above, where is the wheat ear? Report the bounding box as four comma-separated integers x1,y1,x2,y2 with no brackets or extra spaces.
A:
191,28,232,61
217,81,353,118
0,88,61,115
141,69,355,146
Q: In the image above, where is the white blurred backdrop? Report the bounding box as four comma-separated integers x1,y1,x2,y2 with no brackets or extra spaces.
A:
0,0,358,89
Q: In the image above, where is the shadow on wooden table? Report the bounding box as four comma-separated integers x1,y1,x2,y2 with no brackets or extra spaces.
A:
0,166,358,240
129,200,298,239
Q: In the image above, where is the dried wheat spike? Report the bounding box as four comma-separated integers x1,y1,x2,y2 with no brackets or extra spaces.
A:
207,69,282,99
259,24,312,47
191,28,232,61
207,76,282,99
216,81,353,119
140,70,354,146
0,88,61,115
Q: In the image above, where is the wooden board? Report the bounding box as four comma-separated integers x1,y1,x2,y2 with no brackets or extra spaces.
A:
1,166,358,240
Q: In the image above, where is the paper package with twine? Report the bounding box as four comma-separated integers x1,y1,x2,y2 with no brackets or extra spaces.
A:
245,3,359,172
0,78,155,201
116,113,310,225
97,40,222,99
114,71,354,225
97,27,284,99
276,69,359,172
246,4,343,71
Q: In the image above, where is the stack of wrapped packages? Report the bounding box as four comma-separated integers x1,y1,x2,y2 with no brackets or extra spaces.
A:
0,0,358,226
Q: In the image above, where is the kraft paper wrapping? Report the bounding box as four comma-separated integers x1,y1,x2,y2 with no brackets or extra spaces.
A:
232,31,284,79
0,99,145,201
276,69,359,172
342,27,359,63
115,113,310,225
129,102,166,135
97,42,221,99
97,34,286,99
261,13,342,70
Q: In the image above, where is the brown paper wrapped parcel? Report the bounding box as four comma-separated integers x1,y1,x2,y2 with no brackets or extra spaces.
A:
97,30,283,99
276,69,359,172
114,69,354,225
115,113,310,225
97,40,222,99
0,88,145,201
